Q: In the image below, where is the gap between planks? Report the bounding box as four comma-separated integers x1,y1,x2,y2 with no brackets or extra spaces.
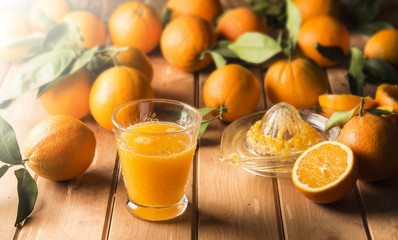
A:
102,153,121,240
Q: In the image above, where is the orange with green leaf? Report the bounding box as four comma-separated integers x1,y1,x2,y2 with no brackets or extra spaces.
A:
325,99,398,182
297,16,350,67
216,7,268,41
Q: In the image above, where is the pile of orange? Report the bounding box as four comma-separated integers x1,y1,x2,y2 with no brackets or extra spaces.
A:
4,0,398,201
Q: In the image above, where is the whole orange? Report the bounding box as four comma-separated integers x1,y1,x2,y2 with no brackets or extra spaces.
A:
297,16,350,67
203,64,261,122
166,0,222,23
264,56,328,108
24,115,96,181
31,0,71,31
108,2,162,54
114,46,153,82
364,29,398,69
0,13,34,62
339,114,398,182
62,11,106,49
161,16,217,72
39,68,93,119
294,0,339,24
89,66,155,131
216,7,268,41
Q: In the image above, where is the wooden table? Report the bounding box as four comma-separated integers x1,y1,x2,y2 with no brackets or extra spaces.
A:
1,0,398,239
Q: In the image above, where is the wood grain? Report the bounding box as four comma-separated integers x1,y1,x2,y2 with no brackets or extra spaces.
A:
197,63,281,239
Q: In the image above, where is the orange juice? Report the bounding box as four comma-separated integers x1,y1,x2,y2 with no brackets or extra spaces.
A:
117,121,196,207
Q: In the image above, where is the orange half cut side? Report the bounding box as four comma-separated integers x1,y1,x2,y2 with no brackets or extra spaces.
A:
292,141,358,204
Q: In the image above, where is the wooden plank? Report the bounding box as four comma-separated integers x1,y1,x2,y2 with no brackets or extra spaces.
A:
16,117,118,240
358,176,398,240
0,62,118,239
108,52,194,239
197,63,281,239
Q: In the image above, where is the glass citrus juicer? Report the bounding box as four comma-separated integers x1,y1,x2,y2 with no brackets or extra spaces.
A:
219,102,341,178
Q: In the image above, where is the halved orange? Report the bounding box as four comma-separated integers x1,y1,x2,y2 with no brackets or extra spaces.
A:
292,141,358,204
375,83,398,116
318,94,378,117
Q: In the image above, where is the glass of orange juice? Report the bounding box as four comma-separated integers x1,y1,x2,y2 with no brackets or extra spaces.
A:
111,99,202,221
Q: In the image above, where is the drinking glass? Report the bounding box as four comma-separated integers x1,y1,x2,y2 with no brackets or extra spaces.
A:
112,99,202,221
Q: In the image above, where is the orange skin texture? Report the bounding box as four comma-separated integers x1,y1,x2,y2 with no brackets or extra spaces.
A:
39,68,93,119
319,94,378,117
109,2,162,54
339,114,398,182
31,0,71,31
217,7,268,41
167,0,222,23
364,29,398,69
62,11,106,49
161,16,217,72
375,83,398,122
89,66,155,131
0,13,34,62
264,57,328,109
297,16,350,67
294,0,339,24
114,46,154,83
24,115,96,181
203,64,261,122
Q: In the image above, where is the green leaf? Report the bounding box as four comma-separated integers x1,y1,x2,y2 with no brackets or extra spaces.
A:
351,0,380,24
208,51,227,68
0,49,75,107
325,106,358,132
198,107,217,116
0,165,9,178
356,20,394,36
315,44,346,62
32,9,57,32
229,32,282,64
42,23,81,53
14,168,38,227
161,7,172,27
0,116,22,165
198,120,212,139
348,47,364,79
36,73,70,98
363,58,398,84
70,46,100,73
366,108,395,116
286,0,301,50
347,72,366,96
209,41,238,58
0,32,44,48
252,2,271,13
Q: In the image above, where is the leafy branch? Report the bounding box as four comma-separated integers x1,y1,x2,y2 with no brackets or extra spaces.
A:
0,115,38,227
316,45,398,96
324,98,395,132
0,22,127,109
204,0,301,68
198,106,226,138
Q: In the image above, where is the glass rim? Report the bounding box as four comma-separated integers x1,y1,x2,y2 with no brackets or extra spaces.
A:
111,98,202,135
